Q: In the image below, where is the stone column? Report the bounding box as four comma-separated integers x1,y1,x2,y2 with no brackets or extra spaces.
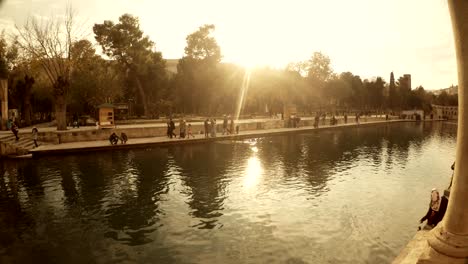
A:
418,1,468,262
0,79,7,131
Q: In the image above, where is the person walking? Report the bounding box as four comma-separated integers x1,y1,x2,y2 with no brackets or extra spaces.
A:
223,115,228,135
11,122,19,141
344,114,348,124
229,116,235,134
204,118,209,138
32,126,39,148
169,118,177,138
166,120,171,138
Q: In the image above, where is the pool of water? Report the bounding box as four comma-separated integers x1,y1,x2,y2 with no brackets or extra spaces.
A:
0,122,457,263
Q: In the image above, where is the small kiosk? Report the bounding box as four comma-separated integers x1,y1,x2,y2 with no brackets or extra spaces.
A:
97,103,115,128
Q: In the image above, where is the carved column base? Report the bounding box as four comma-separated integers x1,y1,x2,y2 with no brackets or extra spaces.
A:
417,225,468,263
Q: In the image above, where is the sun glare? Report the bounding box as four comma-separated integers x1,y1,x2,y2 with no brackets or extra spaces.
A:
243,156,263,190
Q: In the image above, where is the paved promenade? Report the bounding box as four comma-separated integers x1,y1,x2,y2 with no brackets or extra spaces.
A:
30,119,413,157
0,117,290,135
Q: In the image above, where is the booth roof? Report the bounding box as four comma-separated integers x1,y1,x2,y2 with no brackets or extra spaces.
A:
97,103,114,108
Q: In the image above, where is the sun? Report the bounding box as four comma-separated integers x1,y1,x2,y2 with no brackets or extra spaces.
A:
225,45,285,69
230,53,266,69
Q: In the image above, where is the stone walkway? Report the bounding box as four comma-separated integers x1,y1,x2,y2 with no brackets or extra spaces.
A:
30,119,413,157
0,117,294,135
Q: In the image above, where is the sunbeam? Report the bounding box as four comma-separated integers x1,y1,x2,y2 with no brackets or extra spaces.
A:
235,68,251,120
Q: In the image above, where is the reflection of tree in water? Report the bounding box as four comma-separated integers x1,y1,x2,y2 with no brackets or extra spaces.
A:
103,149,171,245
257,123,433,192
170,143,235,229
0,161,35,257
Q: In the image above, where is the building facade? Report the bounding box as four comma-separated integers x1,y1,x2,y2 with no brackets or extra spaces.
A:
432,104,458,120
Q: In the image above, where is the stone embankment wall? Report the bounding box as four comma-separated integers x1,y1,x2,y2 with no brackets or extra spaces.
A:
37,116,394,144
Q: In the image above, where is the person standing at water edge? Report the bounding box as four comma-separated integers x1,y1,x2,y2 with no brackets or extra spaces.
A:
32,127,39,147
169,118,177,138
210,118,216,137
179,119,186,138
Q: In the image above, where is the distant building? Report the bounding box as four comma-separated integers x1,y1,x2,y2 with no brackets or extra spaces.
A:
432,104,458,120
432,85,458,96
384,71,396,97
165,59,179,75
386,72,411,94
402,74,411,91
390,72,395,89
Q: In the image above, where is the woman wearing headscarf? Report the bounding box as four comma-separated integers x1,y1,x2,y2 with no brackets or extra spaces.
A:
420,188,448,228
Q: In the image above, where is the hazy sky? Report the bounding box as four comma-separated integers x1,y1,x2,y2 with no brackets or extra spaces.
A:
0,0,457,90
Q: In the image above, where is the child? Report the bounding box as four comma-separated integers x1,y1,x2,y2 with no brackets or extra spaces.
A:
32,127,39,147
11,123,19,141
187,124,195,138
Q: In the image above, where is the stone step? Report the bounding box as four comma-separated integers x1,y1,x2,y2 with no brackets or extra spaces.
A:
17,142,35,150
1,135,17,141
8,139,31,146
0,134,13,140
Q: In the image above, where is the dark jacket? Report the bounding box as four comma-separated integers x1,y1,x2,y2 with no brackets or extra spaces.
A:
421,196,448,226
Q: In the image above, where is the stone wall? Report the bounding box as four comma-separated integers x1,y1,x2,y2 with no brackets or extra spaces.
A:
37,117,393,144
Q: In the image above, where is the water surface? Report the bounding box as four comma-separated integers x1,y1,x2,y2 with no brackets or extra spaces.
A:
0,122,457,263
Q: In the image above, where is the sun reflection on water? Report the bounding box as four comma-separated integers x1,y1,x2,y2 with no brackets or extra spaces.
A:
243,156,263,190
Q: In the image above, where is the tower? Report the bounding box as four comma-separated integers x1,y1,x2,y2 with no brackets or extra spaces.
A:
390,71,395,89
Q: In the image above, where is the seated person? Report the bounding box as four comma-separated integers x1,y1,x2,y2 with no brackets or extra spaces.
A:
120,132,128,144
420,188,448,229
109,132,119,145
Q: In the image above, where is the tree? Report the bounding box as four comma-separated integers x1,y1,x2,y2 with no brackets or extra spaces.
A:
304,52,334,110
93,14,167,117
15,7,77,130
396,76,411,109
175,24,222,114
69,39,123,116
14,75,34,126
307,52,333,83
184,24,221,63
364,77,385,109
0,33,18,79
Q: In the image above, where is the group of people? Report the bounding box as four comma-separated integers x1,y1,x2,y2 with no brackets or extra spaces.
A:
109,132,128,145
204,115,237,138
7,121,40,148
166,119,195,139
311,113,361,128
288,115,301,128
